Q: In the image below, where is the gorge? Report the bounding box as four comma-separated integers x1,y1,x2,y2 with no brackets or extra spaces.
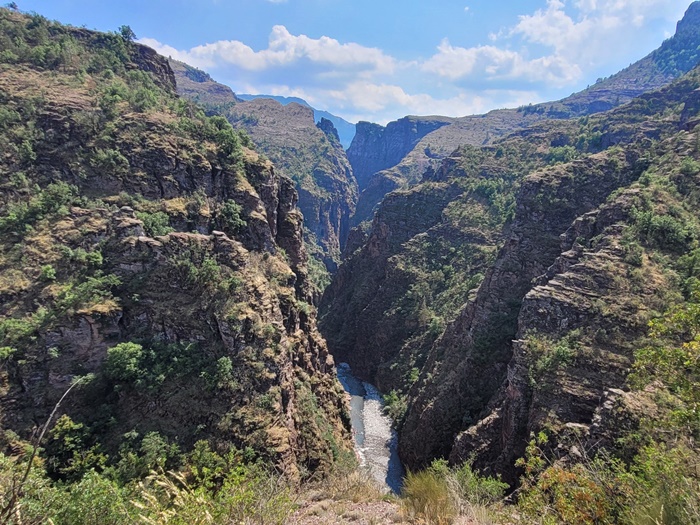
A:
1,3,700,524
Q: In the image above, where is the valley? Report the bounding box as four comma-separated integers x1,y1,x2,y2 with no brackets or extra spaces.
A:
1,2,700,524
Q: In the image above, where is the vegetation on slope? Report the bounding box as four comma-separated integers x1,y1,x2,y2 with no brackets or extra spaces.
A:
0,8,353,522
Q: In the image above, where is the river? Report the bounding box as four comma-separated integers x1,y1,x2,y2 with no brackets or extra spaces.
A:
336,362,405,493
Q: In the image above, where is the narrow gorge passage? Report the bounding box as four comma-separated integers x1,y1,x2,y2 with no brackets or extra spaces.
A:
336,363,404,493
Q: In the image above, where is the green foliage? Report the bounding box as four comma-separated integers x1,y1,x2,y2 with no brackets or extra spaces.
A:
0,443,294,525
401,461,457,525
631,206,696,253
401,458,506,523
452,460,508,506
136,211,174,237
382,390,408,426
523,329,581,389
117,25,135,42
214,356,237,390
516,433,700,525
219,200,246,234
104,339,210,393
110,431,181,482
105,342,144,382
0,182,76,236
0,307,50,348
44,415,106,482
55,272,121,315
91,147,129,177
680,157,700,176
39,264,56,281
547,145,577,164
631,291,700,431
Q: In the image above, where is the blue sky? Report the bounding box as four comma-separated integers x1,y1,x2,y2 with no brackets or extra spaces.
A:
18,0,693,124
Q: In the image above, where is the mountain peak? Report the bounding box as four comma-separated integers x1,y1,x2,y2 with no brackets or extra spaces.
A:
677,1,700,35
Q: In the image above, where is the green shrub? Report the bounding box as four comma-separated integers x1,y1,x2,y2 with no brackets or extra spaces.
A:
452,460,508,506
136,211,173,237
401,461,457,525
632,207,695,253
523,329,581,388
104,342,143,382
219,200,246,233
39,264,56,281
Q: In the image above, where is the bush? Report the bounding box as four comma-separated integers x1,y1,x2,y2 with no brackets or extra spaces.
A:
136,211,173,237
402,464,457,525
401,458,505,523
219,200,245,234
104,342,143,382
452,460,508,506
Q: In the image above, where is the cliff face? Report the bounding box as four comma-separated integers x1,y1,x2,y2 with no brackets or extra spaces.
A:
227,99,358,273
322,48,700,479
168,59,240,107
347,117,453,192
168,66,358,280
0,10,351,480
399,73,700,476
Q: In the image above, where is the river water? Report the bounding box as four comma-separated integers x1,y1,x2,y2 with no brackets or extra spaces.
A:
336,362,405,493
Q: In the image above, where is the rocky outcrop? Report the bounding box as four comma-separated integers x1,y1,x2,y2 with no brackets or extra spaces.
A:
226,100,357,271
347,117,453,192
169,59,240,106
398,148,648,471
167,68,358,275
0,11,352,480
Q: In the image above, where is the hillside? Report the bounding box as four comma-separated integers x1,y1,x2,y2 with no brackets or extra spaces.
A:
348,1,700,226
322,38,700,507
169,61,358,285
0,7,352,494
238,93,356,149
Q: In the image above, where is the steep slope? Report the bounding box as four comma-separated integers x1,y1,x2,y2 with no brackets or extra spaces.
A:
348,1,700,225
226,99,358,275
169,62,358,283
322,48,700,481
168,58,241,107
238,93,356,149
0,9,351,481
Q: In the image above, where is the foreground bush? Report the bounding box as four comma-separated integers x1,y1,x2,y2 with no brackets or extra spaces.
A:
0,450,294,525
401,459,507,524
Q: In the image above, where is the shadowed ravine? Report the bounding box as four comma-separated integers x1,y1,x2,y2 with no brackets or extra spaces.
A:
336,363,404,493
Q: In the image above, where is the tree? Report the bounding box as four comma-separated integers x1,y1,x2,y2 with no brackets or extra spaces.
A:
118,25,136,42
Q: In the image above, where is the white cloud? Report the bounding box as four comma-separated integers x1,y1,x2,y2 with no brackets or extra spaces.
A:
422,39,580,87
140,26,395,75
140,0,688,123
511,0,681,66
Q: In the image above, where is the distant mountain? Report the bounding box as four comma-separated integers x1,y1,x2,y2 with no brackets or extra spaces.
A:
347,1,700,226
238,94,356,149
168,59,241,107
169,62,358,284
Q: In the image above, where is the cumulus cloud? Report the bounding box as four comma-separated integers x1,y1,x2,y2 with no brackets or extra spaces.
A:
512,0,680,65
422,39,580,87
140,26,395,75
140,1,686,123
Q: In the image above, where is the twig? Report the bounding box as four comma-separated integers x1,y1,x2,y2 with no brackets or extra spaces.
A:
0,376,87,524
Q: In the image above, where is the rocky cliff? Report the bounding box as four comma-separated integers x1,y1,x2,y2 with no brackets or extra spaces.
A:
0,9,351,480
322,49,700,480
168,64,358,282
226,99,358,275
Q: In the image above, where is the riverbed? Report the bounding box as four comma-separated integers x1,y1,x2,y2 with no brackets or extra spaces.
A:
336,362,404,493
